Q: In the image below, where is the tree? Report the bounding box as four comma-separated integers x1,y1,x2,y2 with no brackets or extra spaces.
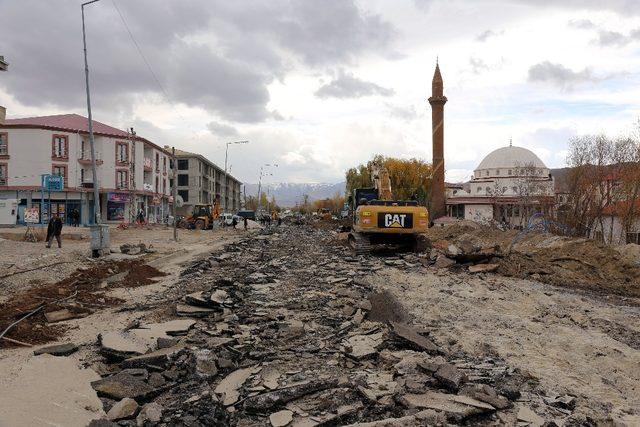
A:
345,155,433,205
259,192,268,209
245,195,258,211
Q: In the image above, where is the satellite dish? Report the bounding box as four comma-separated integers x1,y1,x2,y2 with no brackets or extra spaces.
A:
175,195,184,207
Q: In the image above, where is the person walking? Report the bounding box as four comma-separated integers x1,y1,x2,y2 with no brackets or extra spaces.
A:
232,216,238,229
46,213,63,248
243,216,248,231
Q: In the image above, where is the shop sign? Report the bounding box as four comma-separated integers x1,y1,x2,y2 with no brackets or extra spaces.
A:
24,207,40,223
108,193,130,203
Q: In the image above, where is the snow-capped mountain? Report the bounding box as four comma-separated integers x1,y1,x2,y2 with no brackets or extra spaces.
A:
243,182,346,207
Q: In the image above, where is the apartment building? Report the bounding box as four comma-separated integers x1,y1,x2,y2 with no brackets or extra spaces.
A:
171,148,242,215
0,113,172,225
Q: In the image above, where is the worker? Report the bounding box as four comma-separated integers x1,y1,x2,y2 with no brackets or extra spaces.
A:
243,216,248,231
232,216,238,229
46,213,63,248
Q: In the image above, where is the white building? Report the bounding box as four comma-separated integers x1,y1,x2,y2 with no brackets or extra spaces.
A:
446,145,555,227
0,113,172,225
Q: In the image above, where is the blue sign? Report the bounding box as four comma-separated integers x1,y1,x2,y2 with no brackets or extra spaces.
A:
42,174,64,191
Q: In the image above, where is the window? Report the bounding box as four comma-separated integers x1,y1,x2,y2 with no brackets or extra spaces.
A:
476,186,481,193
116,142,128,164
0,164,7,185
163,157,167,173
485,170,489,176
52,165,67,186
512,186,517,193
513,206,520,217
485,186,491,193
116,170,128,189
155,153,160,171
178,159,189,170
178,189,189,202
80,139,86,159
169,178,174,188
508,169,512,175
626,233,640,245
496,169,500,175
155,176,159,193
0,133,8,156
178,174,189,186
52,135,68,159
163,179,166,194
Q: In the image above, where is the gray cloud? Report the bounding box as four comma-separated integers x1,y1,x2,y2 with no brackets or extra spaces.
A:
513,0,640,15
595,30,629,46
207,121,239,137
386,104,419,121
476,29,504,42
0,0,396,123
568,19,596,29
469,57,490,74
527,61,600,90
315,71,394,99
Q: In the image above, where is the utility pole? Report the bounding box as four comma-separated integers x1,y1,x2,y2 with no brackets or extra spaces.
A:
82,0,102,224
128,127,136,223
223,140,248,212
172,147,178,241
257,163,277,213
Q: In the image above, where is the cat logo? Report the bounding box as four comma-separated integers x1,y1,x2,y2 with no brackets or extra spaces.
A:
384,213,406,228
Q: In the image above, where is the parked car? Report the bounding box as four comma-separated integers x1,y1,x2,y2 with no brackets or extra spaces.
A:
220,213,234,226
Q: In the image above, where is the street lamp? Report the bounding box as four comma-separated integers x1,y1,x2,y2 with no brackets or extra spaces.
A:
223,140,248,212
82,0,102,224
257,163,278,213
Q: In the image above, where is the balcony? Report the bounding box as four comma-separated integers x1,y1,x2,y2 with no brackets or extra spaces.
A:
78,177,93,189
78,151,103,165
143,157,153,171
143,182,154,192
116,182,129,190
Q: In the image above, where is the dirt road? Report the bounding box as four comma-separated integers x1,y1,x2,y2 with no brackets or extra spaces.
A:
1,224,638,426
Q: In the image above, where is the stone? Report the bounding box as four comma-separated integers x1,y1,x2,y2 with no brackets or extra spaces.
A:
434,363,465,391
148,372,166,388
33,342,78,356
517,406,544,427
136,402,163,426
184,292,211,307
176,303,217,317
120,345,183,369
87,421,119,427
400,392,495,419
91,372,154,400
141,319,195,336
210,289,229,304
99,332,148,361
433,255,456,269
157,337,179,349
106,397,139,421
468,263,499,273
195,349,218,377
214,366,261,406
343,410,445,426
344,332,384,360
44,309,77,323
269,409,293,427
459,384,511,410
391,322,440,354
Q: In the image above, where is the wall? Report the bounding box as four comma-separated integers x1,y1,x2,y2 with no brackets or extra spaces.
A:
464,204,494,223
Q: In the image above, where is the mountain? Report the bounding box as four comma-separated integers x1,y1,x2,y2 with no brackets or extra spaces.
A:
243,182,346,207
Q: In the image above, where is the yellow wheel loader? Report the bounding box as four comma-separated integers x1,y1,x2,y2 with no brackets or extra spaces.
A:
348,164,430,255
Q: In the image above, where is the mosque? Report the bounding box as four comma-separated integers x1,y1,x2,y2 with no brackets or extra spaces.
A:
427,65,555,227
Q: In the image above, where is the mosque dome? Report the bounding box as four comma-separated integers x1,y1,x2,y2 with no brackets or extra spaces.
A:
473,145,548,179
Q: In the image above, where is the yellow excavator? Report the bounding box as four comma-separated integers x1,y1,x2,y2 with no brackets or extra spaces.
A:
179,195,221,230
348,163,430,254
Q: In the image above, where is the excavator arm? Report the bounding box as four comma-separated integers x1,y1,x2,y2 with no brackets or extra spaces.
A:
370,163,393,201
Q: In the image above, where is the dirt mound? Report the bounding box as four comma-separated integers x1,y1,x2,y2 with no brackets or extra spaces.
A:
425,224,640,298
0,259,167,348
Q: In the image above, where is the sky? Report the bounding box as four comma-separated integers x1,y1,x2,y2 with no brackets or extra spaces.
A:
1,0,640,185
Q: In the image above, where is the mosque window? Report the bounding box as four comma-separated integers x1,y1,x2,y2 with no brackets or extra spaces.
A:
485,170,489,176
508,169,512,175
496,170,500,175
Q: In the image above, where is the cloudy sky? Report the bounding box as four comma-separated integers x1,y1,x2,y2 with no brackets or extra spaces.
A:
1,0,639,184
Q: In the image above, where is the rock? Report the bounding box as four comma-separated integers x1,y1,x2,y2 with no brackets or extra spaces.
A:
433,255,456,269
244,379,338,413
147,372,166,388
176,303,217,317
468,263,499,273
195,349,218,377
343,410,445,426
106,397,139,421
91,372,154,400
120,368,149,380
99,332,148,361
141,319,195,336
33,342,78,357
184,292,211,307
517,405,544,427
157,337,179,349
87,421,119,427
269,409,293,427
344,332,384,360
214,366,261,406
44,309,78,323
543,394,576,410
391,322,440,354
459,384,511,409
434,363,465,391
400,392,495,419
136,402,163,426
121,346,183,369
210,289,229,305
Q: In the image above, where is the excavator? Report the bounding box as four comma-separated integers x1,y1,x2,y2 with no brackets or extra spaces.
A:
348,163,430,254
178,195,221,230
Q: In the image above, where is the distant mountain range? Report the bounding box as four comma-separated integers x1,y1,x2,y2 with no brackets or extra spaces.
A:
244,182,346,207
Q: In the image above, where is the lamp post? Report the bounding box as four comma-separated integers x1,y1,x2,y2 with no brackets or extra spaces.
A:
223,140,248,212
257,163,277,213
82,0,102,224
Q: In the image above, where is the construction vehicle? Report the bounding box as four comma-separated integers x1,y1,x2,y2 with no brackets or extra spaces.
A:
178,196,221,230
348,163,430,254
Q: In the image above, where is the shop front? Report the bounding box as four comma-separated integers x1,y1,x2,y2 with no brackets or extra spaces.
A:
106,192,129,222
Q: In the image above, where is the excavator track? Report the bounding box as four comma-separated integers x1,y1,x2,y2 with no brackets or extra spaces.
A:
348,232,371,256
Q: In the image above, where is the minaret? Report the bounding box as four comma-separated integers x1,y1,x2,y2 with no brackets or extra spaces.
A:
428,61,447,220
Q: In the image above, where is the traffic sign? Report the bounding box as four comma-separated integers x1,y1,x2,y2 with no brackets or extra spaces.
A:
42,174,64,191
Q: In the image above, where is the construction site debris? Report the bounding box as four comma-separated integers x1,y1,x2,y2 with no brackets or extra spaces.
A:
33,342,78,356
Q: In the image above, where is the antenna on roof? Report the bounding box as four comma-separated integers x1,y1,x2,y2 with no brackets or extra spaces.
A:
509,136,512,147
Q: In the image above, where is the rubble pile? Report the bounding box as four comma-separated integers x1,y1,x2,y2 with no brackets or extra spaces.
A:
424,223,640,298
84,226,584,426
0,259,166,348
